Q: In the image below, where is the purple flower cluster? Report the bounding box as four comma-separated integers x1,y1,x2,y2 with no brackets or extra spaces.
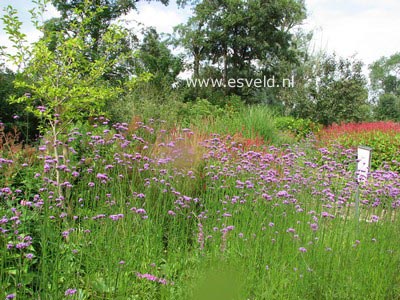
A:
136,272,172,285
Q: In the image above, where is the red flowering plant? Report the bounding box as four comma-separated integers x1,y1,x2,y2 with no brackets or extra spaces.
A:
317,122,400,171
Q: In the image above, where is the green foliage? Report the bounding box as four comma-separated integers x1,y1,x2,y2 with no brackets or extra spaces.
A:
107,27,184,124
0,68,39,142
224,94,246,116
1,1,154,203
0,5,32,72
369,52,400,97
110,85,187,126
49,0,168,82
187,98,224,119
275,116,321,139
369,52,400,122
341,133,400,171
137,28,183,90
1,1,142,127
173,0,307,102
374,93,400,121
284,54,369,125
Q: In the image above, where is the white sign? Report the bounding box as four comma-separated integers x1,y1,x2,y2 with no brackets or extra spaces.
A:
357,146,372,183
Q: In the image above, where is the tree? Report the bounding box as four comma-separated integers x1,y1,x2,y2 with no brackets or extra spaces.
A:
137,27,183,89
369,52,400,97
282,53,369,125
50,0,169,52
47,0,170,83
173,18,209,79
369,53,400,121
374,94,400,121
173,0,306,102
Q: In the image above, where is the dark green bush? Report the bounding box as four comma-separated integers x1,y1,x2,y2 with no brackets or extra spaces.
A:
275,116,320,139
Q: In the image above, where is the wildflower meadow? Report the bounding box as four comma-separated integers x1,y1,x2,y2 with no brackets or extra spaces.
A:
1,117,399,299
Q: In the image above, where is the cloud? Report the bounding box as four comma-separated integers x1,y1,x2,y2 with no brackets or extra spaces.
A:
121,2,191,35
304,0,400,66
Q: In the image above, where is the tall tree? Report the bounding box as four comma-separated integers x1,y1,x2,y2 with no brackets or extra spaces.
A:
174,0,306,100
48,0,168,82
290,54,369,125
369,53,400,97
173,19,208,78
138,28,183,89
51,0,169,47
369,53,400,121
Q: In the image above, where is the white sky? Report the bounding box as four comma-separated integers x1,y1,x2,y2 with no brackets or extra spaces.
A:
1,0,399,71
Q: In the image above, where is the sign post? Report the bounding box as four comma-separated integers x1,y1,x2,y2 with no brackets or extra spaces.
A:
355,146,372,223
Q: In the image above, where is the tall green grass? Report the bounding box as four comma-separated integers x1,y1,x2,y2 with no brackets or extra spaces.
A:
190,105,293,145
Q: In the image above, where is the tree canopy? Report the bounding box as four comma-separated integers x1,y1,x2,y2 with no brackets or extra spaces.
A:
173,0,307,100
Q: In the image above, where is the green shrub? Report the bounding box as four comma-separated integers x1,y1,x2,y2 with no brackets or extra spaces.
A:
275,116,320,139
187,98,224,119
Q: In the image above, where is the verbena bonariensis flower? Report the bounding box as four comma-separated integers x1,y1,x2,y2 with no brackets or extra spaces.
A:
136,272,172,285
65,288,77,296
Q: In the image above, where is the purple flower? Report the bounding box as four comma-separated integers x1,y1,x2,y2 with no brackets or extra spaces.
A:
299,247,307,253
223,225,235,232
16,242,31,249
25,253,34,259
37,106,46,113
136,272,170,285
109,214,124,221
65,288,77,296
310,223,318,231
276,190,289,198
96,173,108,181
262,193,272,201
136,208,147,215
321,212,329,218
6,294,16,299
370,215,379,223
